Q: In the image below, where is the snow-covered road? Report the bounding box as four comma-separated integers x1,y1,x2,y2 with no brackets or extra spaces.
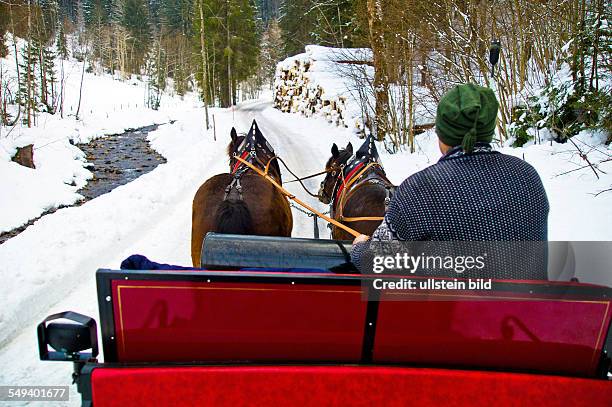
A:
0,98,353,406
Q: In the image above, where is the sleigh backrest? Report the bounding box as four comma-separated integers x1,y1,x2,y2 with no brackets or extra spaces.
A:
97,269,367,363
372,280,612,377
97,270,611,377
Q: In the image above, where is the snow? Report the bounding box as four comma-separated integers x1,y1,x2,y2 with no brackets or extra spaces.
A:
275,45,435,135
0,36,198,233
0,42,611,406
303,45,373,63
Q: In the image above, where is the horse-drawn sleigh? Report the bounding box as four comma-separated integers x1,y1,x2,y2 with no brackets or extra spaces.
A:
36,122,611,406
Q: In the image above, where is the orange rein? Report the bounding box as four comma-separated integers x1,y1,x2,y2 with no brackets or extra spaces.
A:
233,154,363,238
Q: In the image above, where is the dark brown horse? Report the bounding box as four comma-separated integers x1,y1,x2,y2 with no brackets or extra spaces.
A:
318,139,395,240
191,120,293,267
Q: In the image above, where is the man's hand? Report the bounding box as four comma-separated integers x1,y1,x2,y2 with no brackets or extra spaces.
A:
353,234,370,245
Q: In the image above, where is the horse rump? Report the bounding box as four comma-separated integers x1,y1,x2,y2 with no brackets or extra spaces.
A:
213,200,254,235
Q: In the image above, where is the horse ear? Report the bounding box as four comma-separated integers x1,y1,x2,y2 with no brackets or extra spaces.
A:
331,143,339,158
230,127,237,142
346,142,353,154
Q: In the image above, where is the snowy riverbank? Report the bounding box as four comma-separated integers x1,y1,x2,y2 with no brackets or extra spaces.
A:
0,45,200,233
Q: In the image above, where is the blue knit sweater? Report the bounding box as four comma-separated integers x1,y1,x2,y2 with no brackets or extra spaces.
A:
351,144,549,278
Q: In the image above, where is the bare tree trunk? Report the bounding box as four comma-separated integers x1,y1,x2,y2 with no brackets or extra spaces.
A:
59,57,65,118
366,0,389,141
226,0,232,108
0,59,3,133
589,0,602,91
26,6,32,128
198,0,210,129
211,38,216,104
76,46,87,120
7,2,21,126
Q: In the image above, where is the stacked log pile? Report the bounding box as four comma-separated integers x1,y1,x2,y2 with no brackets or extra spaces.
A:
274,46,372,134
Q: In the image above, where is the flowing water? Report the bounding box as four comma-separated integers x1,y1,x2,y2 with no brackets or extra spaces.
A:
0,125,167,244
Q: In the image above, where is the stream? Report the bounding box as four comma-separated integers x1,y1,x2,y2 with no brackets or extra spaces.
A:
0,124,167,244
77,124,166,199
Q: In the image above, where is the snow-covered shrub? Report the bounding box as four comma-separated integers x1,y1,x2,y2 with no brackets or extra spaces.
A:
509,12,611,146
510,72,610,146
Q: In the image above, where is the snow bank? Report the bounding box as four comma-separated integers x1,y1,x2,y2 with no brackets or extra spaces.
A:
0,36,199,233
0,105,226,350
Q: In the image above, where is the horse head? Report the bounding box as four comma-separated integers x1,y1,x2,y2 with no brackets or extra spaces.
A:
318,142,353,205
228,120,281,181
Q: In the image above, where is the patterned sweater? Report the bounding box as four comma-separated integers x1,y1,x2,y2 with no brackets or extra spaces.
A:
350,144,550,279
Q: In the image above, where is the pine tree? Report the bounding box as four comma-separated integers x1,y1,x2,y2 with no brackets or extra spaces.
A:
17,41,40,127
195,0,260,107
229,0,260,104
145,39,167,109
56,17,69,59
256,0,280,24
310,0,361,47
122,0,152,72
41,47,57,112
160,0,193,35
279,0,315,57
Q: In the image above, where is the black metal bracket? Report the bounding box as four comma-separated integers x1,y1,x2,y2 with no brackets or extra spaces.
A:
37,311,98,362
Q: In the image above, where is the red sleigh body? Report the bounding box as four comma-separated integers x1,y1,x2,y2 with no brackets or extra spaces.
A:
40,268,611,406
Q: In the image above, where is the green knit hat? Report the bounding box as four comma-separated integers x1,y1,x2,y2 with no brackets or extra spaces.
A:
435,84,499,153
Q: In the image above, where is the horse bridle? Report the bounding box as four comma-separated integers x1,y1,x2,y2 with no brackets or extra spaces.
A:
327,157,394,221
225,136,278,201
319,154,352,205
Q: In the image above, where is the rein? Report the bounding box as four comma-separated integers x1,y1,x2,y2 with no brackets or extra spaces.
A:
233,154,362,238
273,157,322,199
283,169,330,184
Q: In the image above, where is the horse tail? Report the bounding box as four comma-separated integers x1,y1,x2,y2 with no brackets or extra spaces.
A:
213,200,254,235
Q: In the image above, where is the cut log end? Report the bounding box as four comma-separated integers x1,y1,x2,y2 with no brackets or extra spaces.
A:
12,145,35,169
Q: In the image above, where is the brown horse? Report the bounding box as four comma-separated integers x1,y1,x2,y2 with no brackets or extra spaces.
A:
318,138,395,240
191,120,293,267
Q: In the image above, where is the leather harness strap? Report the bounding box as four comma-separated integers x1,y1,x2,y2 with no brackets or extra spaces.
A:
333,161,393,224
340,179,393,222
231,151,250,174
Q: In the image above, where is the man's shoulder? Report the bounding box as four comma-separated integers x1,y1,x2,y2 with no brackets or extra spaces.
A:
398,151,542,189
428,150,539,175
484,151,543,180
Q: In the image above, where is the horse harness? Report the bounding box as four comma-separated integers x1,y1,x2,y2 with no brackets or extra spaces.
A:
224,132,277,202
330,156,395,223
